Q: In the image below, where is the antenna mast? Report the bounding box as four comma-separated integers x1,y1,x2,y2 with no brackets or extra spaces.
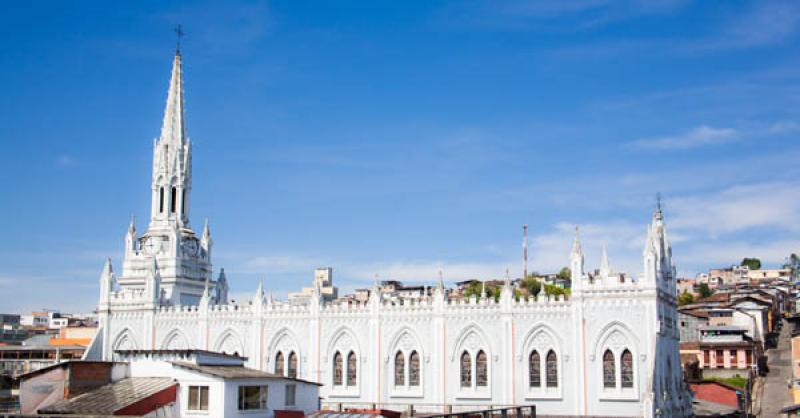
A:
523,224,528,279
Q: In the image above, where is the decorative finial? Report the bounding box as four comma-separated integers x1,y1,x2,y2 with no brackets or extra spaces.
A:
654,193,664,220
174,24,184,54
572,225,582,255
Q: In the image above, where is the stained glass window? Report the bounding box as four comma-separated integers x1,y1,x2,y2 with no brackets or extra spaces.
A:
333,352,343,386
275,352,284,376
621,349,633,388
460,351,471,388
529,351,541,388
603,349,616,388
394,351,405,386
409,351,420,387
288,351,297,379
476,350,488,387
347,351,357,386
546,350,557,388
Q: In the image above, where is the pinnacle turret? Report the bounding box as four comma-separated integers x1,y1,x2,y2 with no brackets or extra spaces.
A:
571,226,582,256
600,244,611,277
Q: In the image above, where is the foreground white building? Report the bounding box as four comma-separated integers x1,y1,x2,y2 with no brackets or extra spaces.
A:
87,50,693,417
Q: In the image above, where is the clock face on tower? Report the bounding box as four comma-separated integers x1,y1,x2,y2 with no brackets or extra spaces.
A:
141,236,164,255
182,238,198,256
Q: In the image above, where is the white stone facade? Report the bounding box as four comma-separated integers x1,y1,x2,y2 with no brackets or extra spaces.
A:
90,52,693,417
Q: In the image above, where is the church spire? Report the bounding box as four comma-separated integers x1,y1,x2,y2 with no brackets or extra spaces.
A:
150,50,192,227
159,52,187,148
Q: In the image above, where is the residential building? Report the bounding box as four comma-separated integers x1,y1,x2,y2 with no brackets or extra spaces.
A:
288,268,338,305
0,345,85,378
19,312,51,329
747,268,792,282
0,315,20,326
678,309,709,343
19,350,321,417
696,326,756,378
676,278,695,296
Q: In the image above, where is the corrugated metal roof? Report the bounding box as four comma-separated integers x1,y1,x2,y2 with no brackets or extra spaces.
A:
38,377,176,415
0,344,86,351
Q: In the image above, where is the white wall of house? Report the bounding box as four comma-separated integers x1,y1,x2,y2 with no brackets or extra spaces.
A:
127,359,319,418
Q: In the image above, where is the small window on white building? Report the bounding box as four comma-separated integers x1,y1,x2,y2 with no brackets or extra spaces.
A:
238,385,268,410
188,385,209,411
285,384,296,406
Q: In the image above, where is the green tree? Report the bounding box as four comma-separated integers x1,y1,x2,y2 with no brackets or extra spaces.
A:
741,257,761,270
462,280,482,299
520,276,542,297
678,290,694,306
783,253,800,278
462,280,501,301
557,267,571,280
697,282,712,299
543,283,567,297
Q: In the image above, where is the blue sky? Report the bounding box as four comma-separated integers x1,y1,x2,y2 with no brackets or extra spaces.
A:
2,0,800,313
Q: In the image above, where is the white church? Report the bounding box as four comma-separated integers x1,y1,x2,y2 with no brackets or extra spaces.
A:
85,50,693,417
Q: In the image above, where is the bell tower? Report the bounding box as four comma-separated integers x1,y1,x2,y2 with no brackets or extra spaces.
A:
150,51,192,230
117,49,213,305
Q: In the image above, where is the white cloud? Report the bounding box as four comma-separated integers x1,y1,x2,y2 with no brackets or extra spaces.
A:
676,239,800,267
530,221,646,275
629,125,738,150
669,181,800,236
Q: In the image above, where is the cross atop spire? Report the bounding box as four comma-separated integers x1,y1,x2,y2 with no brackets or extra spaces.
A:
174,25,184,54
655,192,664,220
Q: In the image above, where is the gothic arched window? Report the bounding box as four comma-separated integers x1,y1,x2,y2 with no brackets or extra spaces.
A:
603,350,616,388
275,352,284,376
409,351,420,387
181,189,186,214
476,350,488,387
394,351,405,386
546,350,558,388
621,349,633,388
346,351,357,386
333,352,343,386
288,351,297,379
159,187,164,213
529,351,541,388
460,351,471,388
170,187,177,213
